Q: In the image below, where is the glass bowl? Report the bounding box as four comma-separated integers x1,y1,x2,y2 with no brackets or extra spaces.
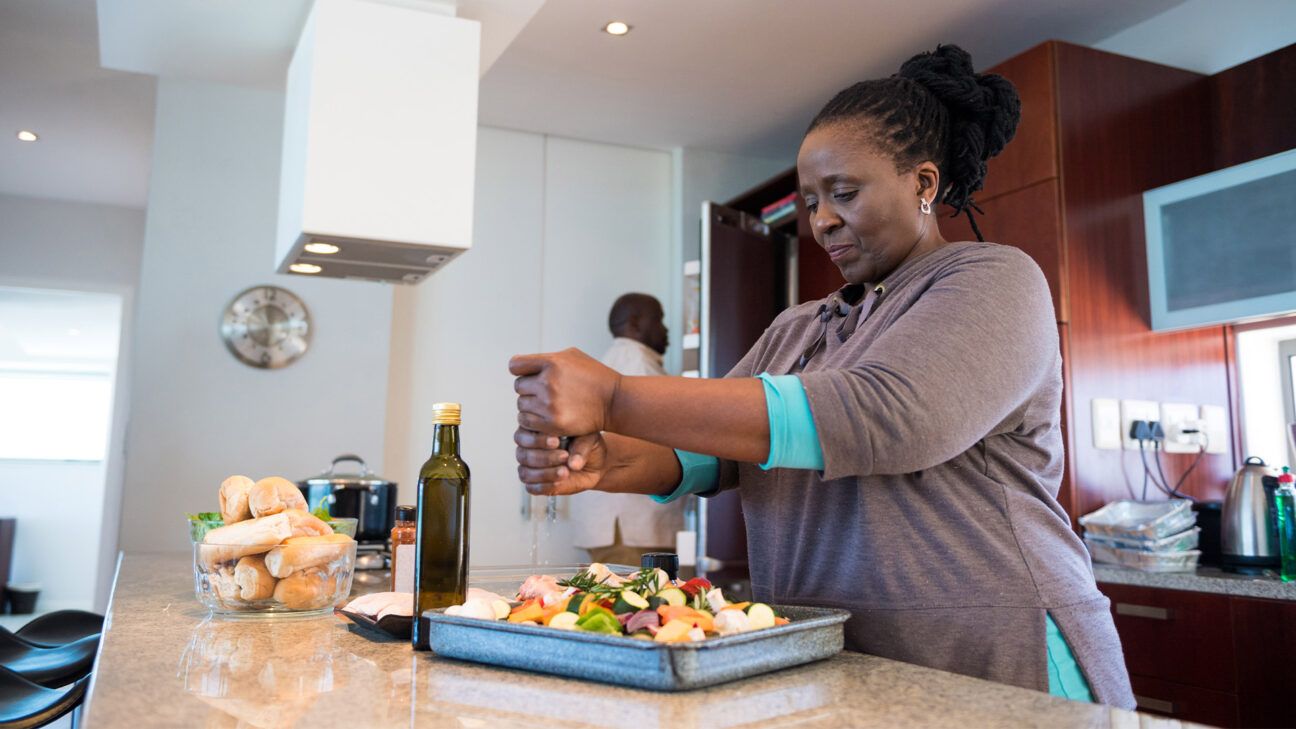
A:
193,539,357,617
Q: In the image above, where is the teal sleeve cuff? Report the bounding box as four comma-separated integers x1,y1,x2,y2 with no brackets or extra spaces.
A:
759,373,825,471
653,449,720,504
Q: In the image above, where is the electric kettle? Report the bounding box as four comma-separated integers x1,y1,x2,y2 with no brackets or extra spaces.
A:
1221,456,1282,574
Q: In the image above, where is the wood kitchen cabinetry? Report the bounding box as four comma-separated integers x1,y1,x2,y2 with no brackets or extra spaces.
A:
1100,582,1296,727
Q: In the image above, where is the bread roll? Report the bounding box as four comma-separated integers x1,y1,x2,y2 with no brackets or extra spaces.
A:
218,475,255,524
200,513,293,569
264,534,354,578
249,477,308,518
234,555,276,601
272,568,337,610
283,509,332,538
210,566,242,608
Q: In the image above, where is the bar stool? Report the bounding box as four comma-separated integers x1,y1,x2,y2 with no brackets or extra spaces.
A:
14,611,104,648
0,664,89,729
0,630,98,688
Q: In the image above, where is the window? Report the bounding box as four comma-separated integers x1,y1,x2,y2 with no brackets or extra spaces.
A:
0,287,122,462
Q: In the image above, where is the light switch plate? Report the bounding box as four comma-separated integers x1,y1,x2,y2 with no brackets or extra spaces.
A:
1200,405,1229,455
1091,398,1122,450
1161,402,1202,454
1120,399,1161,451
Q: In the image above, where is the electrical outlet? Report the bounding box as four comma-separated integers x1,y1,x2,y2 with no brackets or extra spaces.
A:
1200,405,1229,455
1161,402,1202,454
1120,399,1160,451
1091,398,1122,450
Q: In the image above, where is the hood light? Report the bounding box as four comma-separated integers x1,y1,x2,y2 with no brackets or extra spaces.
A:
290,263,322,274
304,242,340,255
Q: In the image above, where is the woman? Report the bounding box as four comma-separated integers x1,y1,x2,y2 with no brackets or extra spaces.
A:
510,44,1134,708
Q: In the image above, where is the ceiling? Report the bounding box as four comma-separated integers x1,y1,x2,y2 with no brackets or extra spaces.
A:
478,0,1184,160
0,0,156,208
1,0,1186,209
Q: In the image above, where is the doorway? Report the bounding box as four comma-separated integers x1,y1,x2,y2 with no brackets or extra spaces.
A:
0,286,125,618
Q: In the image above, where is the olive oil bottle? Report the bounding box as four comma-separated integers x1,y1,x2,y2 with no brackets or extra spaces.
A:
411,402,470,651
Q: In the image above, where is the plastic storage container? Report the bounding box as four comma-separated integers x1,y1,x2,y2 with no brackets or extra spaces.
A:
1085,542,1201,572
1079,499,1196,541
1084,527,1201,553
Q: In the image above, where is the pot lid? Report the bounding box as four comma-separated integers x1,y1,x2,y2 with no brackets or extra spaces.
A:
302,454,395,488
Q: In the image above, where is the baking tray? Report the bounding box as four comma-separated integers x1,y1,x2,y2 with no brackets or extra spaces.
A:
422,603,849,691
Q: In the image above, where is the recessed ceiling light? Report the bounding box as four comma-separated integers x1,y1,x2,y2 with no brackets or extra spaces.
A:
603,21,631,36
290,263,322,274
304,242,340,255
16,130,39,142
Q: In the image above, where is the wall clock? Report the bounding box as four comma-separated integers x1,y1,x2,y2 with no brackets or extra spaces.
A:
219,285,312,369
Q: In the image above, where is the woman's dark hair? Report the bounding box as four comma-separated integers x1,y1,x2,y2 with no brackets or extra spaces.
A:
806,44,1020,241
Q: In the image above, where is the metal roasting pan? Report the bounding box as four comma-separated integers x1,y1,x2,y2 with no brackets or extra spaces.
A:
422,604,849,691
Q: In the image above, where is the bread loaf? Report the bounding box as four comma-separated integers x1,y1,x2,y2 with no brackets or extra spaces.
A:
249,477,308,518
200,512,293,569
264,534,354,578
283,509,332,538
218,475,255,524
234,555,276,601
272,568,337,610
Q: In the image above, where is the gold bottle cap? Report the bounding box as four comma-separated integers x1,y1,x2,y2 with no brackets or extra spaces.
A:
432,402,462,425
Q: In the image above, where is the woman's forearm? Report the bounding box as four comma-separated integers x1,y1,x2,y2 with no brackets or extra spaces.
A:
607,376,769,464
596,432,687,496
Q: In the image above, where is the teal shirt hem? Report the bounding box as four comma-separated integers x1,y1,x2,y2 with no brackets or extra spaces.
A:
1046,613,1095,702
654,449,719,504
757,373,825,471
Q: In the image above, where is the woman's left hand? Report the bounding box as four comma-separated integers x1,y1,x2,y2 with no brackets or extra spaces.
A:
509,348,622,436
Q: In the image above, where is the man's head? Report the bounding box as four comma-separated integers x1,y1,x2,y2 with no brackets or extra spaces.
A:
608,293,668,355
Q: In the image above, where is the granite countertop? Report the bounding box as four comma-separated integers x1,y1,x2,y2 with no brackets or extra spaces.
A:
83,553,1198,729
1093,563,1296,601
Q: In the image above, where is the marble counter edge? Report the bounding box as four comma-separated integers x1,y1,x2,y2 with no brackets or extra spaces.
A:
1093,564,1296,601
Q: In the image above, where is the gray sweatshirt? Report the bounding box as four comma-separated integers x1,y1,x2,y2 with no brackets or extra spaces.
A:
716,241,1135,708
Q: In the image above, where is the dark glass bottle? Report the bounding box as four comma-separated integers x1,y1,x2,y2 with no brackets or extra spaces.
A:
411,402,471,651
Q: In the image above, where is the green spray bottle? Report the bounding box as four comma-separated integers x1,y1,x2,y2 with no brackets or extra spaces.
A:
1276,466,1296,582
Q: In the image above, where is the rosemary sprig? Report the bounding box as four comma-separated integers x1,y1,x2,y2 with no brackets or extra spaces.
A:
559,567,662,599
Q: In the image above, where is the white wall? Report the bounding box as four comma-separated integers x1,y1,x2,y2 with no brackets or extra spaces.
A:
0,193,145,610
386,127,672,567
1094,0,1296,74
120,79,393,552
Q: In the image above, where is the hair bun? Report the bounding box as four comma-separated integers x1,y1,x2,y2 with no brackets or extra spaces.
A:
896,44,1021,212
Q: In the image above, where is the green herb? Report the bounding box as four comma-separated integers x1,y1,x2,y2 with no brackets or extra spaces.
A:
186,512,222,522
559,567,663,601
311,505,333,521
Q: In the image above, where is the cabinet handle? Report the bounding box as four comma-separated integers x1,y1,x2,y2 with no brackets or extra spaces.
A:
1134,695,1176,714
1115,602,1171,620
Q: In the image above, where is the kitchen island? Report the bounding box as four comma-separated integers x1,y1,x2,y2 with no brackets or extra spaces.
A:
84,554,1196,728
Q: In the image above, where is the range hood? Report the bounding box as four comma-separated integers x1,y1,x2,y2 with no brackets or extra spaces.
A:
275,0,480,284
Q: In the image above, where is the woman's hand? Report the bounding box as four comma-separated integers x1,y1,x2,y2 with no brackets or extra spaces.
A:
509,348,622,436
514,429,608,495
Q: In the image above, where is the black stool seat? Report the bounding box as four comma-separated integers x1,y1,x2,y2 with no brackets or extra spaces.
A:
0,664,89,729
15,611,104,647
0,630,98,688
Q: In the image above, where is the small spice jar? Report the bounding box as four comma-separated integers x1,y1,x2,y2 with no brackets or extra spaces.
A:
390,505,417,593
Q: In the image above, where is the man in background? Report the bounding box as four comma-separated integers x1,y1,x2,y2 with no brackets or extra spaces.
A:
570,293,684,565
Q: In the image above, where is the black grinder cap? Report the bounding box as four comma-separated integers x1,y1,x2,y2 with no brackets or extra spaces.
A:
641,552,679,580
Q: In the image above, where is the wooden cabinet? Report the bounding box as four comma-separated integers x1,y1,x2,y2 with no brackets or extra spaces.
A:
1099,583,1296,728
1101,584,1235,692
1230,596,1296,727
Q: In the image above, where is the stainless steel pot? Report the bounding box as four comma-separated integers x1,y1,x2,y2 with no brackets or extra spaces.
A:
298,454,397,545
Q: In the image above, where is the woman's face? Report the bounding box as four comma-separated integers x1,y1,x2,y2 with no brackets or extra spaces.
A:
797,123,940,284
